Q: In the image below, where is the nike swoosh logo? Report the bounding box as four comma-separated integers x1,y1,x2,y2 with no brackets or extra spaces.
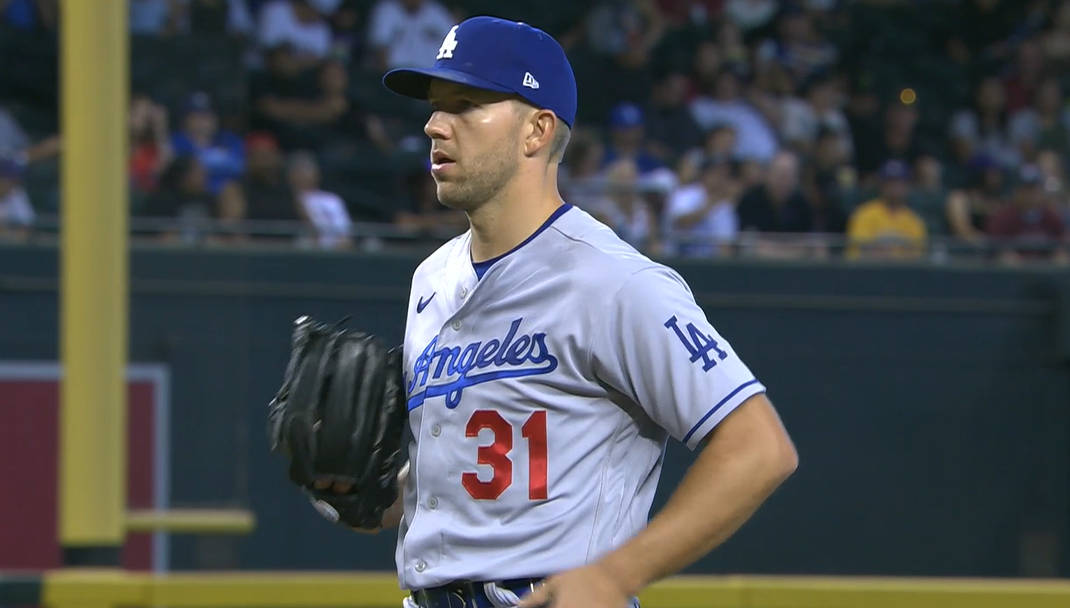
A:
417,292,436,314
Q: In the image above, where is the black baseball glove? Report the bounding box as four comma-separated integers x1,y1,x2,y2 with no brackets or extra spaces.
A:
268,315,407,530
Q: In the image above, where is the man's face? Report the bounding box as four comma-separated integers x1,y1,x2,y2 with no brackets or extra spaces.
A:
248,145,281,176
424,80,525,211
1018,183,1044,208
184,110,217,139
715,72,740,101
767,154,798,196
882,178,909,203
612,124,643,150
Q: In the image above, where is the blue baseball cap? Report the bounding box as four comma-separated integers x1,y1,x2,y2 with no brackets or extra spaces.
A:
382,16,577,128
880,159,911,181
609,102,644,129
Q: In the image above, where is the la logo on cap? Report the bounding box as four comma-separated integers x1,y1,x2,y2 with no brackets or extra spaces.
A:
523,72,540,89
437,25,459,60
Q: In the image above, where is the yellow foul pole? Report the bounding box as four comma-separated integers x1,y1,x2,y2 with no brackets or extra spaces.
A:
58,0,129,564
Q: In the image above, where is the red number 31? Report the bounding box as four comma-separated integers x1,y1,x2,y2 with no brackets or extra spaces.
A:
462,410,547,500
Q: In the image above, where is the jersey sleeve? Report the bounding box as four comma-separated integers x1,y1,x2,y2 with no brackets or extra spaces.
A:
591,266,766,450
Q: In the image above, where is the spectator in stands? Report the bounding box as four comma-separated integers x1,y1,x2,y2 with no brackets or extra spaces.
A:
780,71,852,159
312,59,393,153
324,0,364,58
585,0,665,61
638,166,677,247
603,103,663,174
0,157,34,239
1042,0,1070,71
2,0,56,30
130,0,184,35
1003,37,1046,114
846,160,928,260
588,159,659,251
690,67,779,163
948,0,1019,63
987,163,1067,262
1009,77,1070,160
678,122,738,184
129,94,173,194
755,7,838,88
138,155,216,241
689,39,722,100
856,100,922,181
367,0,454,70
724,0,778,34
910,154,949,236
394,162,467,234
737,150,813,233
946,154,1007,243
1036,147,1066,192
563,0,663,114
219,132,298,226
250,42,317,130
171,92,244,196
258,0,332,62
253,53,391,153
287,150,353,249
0,104,60,165
949,76,1019,171
844,75,881,166
801,126,850,234
665,157,740,258
716,19,750,67
559,130,606,212
645,71,703,165
585,0,665,95
656,0,721,28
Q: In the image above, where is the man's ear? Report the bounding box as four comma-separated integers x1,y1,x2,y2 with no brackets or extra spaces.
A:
522,109,557,158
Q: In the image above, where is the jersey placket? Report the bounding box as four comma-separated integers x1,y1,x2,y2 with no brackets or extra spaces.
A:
405,272,480,582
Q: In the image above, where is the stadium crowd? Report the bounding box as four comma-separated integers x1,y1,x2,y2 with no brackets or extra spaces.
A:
1,0,1069,263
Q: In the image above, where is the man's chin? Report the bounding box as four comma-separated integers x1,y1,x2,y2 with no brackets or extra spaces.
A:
436,185,474,211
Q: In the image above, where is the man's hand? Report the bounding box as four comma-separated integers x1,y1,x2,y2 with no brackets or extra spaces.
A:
516,563,632,608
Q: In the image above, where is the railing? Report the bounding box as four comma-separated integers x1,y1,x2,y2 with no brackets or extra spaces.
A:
3,214,1069,267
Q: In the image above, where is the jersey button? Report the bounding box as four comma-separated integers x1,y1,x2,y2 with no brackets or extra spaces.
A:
451,320,462,331
460,287,469,298
430,423,442,437
415,559,427,572
428,496,439,510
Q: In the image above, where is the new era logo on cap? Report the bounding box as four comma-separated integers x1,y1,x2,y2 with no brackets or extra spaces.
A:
382,16,578,128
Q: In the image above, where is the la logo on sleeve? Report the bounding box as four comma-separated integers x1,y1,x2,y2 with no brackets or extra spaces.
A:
665,315,728,372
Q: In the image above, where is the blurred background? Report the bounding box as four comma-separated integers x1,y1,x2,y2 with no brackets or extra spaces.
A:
1,0,1070,602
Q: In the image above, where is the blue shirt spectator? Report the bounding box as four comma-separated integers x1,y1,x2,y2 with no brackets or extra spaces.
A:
170,92,245,195
602,102,664,175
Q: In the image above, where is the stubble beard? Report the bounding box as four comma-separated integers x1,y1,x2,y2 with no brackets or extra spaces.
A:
435,140,519,212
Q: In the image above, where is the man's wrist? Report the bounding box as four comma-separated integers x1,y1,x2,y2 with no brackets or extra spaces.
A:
595,548,652,598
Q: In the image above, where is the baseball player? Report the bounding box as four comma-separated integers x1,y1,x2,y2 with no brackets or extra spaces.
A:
326,16,797,608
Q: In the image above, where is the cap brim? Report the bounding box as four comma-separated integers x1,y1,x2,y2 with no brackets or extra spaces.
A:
383,67,515,99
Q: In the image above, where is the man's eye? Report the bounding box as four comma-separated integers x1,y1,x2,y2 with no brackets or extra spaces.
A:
452,99,476,112
432,99,475,113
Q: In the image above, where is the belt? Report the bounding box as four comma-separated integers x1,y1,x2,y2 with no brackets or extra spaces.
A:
411,578,542,608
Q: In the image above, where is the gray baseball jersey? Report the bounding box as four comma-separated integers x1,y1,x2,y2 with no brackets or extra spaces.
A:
397,204,765,589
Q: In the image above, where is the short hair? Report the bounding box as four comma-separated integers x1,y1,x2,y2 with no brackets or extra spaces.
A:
513,99,571,163
548,121,571,163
